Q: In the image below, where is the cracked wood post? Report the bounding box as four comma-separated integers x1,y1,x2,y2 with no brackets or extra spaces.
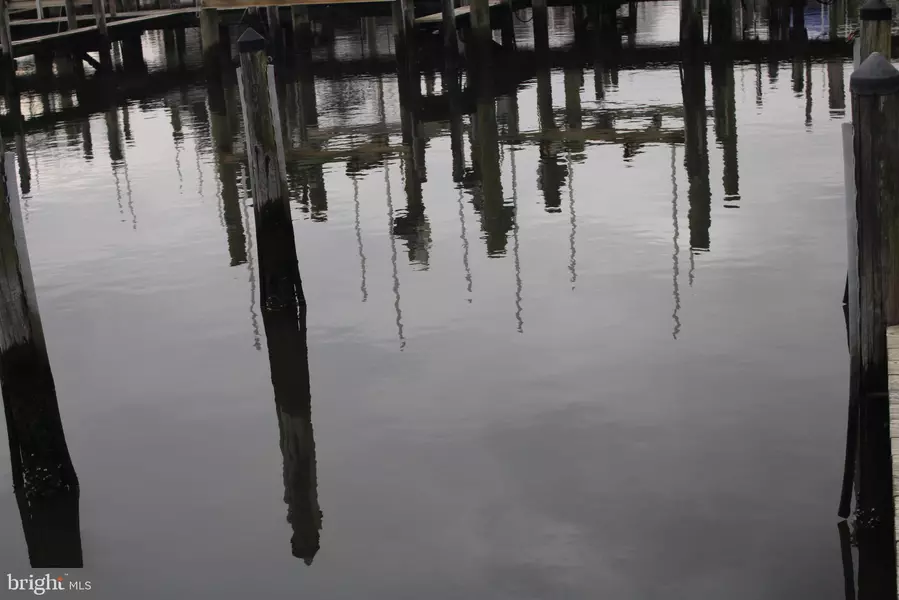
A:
850,53,899,538
237,28,297,310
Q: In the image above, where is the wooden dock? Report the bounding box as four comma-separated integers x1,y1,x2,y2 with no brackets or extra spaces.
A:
12,8,195,57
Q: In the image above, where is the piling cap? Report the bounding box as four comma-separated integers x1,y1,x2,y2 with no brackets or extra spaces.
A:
860,0,892,21
850,52,899,95
237,27,266,53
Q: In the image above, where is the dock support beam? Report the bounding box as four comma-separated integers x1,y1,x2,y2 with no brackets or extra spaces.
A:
849,52,899,587
859,0,891,62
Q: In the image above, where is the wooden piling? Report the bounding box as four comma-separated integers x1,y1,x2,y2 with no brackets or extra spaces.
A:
200,9,221,66
291,5,312,50
680,0,703,54
859,0,891,62
533,0,549,55
709,0,734,45
470,0,491,55
64,0,77,30
237,28,296,308
92,0,107,37
790,0,807,41
442,0,458,57
0,0,12,61
850,52,899,532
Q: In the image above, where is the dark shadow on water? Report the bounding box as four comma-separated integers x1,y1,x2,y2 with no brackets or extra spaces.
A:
0,152,81,568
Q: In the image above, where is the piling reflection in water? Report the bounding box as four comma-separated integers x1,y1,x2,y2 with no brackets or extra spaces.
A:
0,6,876,581
0,152,81,568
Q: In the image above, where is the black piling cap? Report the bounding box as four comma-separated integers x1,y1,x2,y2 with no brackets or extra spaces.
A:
237,27,266,53
860,0,892,21
850,52,899,95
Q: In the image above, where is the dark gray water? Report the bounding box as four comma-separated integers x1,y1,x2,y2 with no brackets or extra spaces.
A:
0,3,867,597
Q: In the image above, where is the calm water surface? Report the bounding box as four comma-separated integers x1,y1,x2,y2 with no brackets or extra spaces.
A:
0,8,859,598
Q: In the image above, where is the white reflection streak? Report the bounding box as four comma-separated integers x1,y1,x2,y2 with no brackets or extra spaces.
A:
353,174,368,302
241,164,262,351
385,161,405,349
567,153,576,289
512,145,523,332
671,144,681,339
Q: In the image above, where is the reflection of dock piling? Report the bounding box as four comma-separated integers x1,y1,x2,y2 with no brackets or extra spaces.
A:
0,149,81,568
681,59,710,252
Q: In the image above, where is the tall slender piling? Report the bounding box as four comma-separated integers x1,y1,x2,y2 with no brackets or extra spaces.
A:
237,28,294,307
235,30,320,558
858,0,891,62
849,54,899,546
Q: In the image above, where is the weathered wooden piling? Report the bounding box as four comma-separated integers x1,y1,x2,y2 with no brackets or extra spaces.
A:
848,54,899,552
470,0,492,56
292,6,312,51
680,0,703,53
64,0,77,30
709,0,734,45
237,28,296,308
859,0,891,62
442,0,458,57
533,0,549,54
790,0,807,41
0,0,12,62
92,0,107,38
235,28,320,559
200,9,221,66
